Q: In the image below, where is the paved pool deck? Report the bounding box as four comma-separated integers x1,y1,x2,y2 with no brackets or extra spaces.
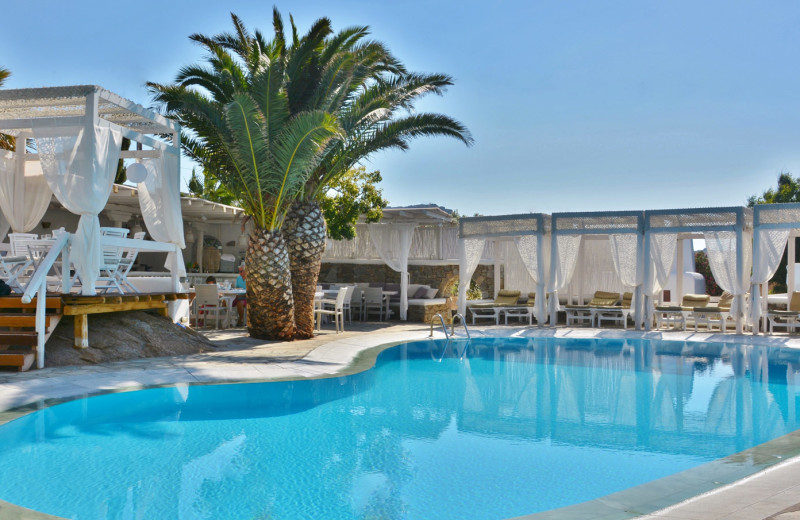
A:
1,324,800,519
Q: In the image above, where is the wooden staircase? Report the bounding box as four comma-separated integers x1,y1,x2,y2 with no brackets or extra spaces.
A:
0,296,62,372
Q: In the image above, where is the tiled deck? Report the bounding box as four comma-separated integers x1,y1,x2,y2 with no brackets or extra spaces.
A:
1,324,800,519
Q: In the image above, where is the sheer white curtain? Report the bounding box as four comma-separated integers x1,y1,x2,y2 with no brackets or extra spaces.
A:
548,234,581,324
609,233,642,322
643,233,678,326
750,228,789,326
34,124,122,294
138,151,186,286
514,234,550,323
369,223,415,320
705,230,753,322
750,229,790,326
457,237,486,314
0,150,52,233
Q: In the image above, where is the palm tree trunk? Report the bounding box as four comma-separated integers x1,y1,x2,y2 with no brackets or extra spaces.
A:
283,201,327,339
246,227,296,340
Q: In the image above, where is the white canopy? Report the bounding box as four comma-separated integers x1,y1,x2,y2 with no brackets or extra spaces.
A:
0,85,183,294
458,213,551,323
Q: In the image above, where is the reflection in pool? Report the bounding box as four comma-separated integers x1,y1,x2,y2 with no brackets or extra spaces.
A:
0,338,799,520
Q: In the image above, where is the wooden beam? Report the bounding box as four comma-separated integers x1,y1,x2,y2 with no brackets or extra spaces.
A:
63,301,166,316
74,314,88,349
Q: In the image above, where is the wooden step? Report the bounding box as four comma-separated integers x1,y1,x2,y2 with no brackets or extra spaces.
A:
0,350,35,372
0,296,62,310
0,332,38,346
0,314,54,328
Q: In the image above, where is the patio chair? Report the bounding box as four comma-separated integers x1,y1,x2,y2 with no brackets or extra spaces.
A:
114,231,146,293
0,253,32,293
346,286,362,323
593,292,634,329
468,290,521,325
8,233,39,274
564,291,620,326
654,293,710,330
692,291,734,332
362,287,385,321
193,283,228,329
768,291,800,333
315,286,348,333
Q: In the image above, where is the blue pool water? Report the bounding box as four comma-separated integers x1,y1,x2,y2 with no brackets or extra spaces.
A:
0,337,799,520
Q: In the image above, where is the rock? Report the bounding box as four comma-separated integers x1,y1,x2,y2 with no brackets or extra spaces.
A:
43,311,218,367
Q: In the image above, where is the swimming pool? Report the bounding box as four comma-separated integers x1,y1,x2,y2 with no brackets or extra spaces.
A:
0,337,799,520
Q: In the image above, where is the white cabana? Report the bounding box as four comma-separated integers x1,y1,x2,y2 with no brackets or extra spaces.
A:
0,85,184,294
457,213,551,323
549,211,645,328
750,203,800,333
643,206,753,333
323,205,454,320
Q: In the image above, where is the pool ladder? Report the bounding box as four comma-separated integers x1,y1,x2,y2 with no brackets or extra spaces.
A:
429,313,470,339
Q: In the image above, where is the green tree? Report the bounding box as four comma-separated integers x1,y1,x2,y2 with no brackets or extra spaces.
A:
196,10,473,337
321,166,387,240
149,35,340,340
186,168,239,206
748,171,800,206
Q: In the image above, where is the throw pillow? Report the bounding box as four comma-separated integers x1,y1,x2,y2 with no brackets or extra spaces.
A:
425,287,438,299
413,286,428,299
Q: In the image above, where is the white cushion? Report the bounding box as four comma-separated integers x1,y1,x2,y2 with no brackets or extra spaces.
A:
425,287,438,299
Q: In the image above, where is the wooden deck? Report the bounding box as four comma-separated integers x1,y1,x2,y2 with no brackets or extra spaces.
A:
0,292,189,370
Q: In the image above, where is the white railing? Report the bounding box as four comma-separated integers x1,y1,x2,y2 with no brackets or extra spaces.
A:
19,233,183,368
21,232,70,369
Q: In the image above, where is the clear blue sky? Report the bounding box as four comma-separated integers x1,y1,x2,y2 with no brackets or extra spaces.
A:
3,1,799,216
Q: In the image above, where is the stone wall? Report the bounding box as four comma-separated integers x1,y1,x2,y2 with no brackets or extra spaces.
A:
319,262,495,300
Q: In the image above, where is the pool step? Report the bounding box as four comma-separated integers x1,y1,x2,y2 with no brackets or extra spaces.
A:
0,296,63,372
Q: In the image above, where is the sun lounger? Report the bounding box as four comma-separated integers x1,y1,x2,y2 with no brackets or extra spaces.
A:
592,292,634,329
469,290,521,325
503,292,538,325
692,291,734,332
768,292,800,333
655,293,710,330
564,291,620,326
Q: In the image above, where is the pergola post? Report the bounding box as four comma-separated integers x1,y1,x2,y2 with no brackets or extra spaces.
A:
735,211,744,334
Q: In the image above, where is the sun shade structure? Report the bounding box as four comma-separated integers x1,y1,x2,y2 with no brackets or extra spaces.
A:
323,205,454,320
549,211,645,328
750,203,800,333
458,213,551,323
643,206,753,333
0,85,184,296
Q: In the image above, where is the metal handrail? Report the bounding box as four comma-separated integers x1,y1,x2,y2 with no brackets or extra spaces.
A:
429,313,449,338
451,313,471,339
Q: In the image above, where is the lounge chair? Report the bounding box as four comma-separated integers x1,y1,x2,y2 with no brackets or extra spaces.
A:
654,293,710,330
564,291,620,326
503,292,538,325
592,292,634,329
768,292,800,333
692,291,734,332
468,290,521,325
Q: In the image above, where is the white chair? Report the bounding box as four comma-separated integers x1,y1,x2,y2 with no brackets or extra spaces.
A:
114,231,146,293
315,286,348,333
8,233,39,274
347,286,363,323
362,287,385,321
0,253,32,293
194,284,227,329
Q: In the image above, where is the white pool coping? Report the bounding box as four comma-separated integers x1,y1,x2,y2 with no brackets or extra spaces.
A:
1,325,800,519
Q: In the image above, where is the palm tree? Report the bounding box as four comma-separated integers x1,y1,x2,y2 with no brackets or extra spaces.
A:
149,42,340,340
200,10,473,337
0,67,14,151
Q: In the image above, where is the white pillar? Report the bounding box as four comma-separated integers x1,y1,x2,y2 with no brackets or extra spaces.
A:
676,239,684,304
789,233,796,295
643,231,652,331
493,239,502,297
735,214,744,334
